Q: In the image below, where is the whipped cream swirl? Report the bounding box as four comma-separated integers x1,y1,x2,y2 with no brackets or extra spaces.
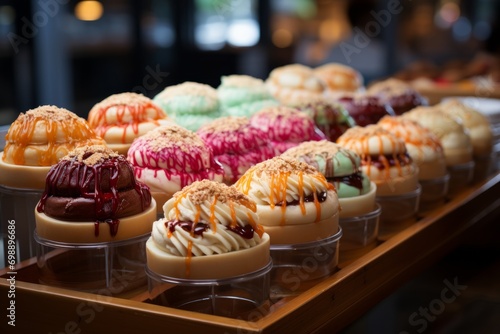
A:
151,180,264,257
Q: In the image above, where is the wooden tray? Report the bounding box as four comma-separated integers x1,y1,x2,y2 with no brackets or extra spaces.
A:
414,85,500,106
2,172,500,333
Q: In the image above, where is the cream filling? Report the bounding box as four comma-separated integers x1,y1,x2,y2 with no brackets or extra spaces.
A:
241,172,332,206
255,189,338,226
34,200,157,243
151,218,261,257
95,106,164,124
98,119,172,145
146,233,270,279
406,144,447,180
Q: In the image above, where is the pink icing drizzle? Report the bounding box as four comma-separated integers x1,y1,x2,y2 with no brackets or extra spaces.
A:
250,109,326,155
197,122,275,184
127,140,224,188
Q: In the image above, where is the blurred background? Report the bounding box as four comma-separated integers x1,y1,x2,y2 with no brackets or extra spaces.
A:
0,0,499,125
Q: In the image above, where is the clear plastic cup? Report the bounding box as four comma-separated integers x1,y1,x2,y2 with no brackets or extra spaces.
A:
473,153,495,183
35,231,149,296
376,185,421,241
447,161,475,197
146,260,272,320
418,174,450,212
0,144,50,267
339,204,381,266
269,228,342,298
0,185,43,267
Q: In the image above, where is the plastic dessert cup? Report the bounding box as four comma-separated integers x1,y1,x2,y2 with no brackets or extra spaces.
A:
0,181,44,267
34,200,156,295
146,179,272,319
35,231,150,295
447,161,475,197
376,184,422,241
418,174,450,212
146,259,272,320
33,145,157,294
269,227,342,299
336,182,380,266
473,153,495,183
339,204,381,267
0,106,105,267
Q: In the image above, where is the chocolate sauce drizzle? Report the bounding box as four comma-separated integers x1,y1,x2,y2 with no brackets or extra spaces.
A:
37,155,151,237
166,220,255,239
328,172,365,191
365,153,412,169
275,191,328,206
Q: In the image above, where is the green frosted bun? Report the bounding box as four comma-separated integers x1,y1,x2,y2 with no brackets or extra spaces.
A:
223,99,279,117
282,140,359,177
218,75,275,105
281,139,370,197
172,113,221,132
333,172,371,198
157,95,219,115
154,82,221,131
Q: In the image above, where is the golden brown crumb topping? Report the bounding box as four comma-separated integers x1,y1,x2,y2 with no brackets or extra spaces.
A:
22,105,80,122
252,156,319,176
199,116,249,133
282,140,341,160
139,125,206,153
368,78,414,97
92,92,154,109
222,75,264,87
173,179,255,209
160,82,217,99
63,145,119,165
255,106,306,119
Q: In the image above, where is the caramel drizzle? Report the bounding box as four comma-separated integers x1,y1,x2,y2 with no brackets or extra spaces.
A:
89,102,166,143
6,116,99,166
167,191,264,278
348,131,412,180
236,170,330,225
393,121,443,162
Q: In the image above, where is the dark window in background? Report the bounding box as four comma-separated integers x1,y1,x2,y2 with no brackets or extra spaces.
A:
0,2,20,126
66,0,177,116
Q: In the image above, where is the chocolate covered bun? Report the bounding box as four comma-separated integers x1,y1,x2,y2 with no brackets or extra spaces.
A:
367,78,427,115
336,94,395,127
37,145,152,227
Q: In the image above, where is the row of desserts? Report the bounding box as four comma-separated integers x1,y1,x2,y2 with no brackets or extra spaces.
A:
86,62,424,153
0,63,494,264
0,102,341,301
101,66,489,257
27,101,491,303
0,62,495,310
6,93,490,244
0,98,358,303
